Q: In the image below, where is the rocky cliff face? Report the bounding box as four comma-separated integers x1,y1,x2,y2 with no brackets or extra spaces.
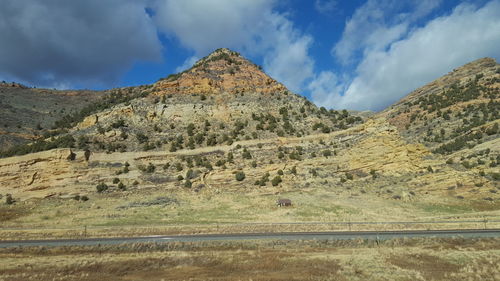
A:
155,48,286,96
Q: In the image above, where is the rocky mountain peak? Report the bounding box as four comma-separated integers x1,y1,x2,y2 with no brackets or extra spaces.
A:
154,48,287,96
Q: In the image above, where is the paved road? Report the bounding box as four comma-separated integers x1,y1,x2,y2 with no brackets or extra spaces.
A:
0,229,499,248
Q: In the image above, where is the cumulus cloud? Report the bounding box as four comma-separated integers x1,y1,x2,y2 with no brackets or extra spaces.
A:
152,0,315,92
308,71,343,107
0,0,162,88
333,0,441,66
311,0,500,111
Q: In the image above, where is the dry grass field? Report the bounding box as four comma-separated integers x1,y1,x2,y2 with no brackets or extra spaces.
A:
1,183,500,240
1,237,499,281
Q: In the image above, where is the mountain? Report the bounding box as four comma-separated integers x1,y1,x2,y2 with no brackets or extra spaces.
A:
1,48,362,157
0,50,498,232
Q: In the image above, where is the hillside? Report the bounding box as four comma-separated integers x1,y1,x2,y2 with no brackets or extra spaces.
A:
0,50,498,237
0,82,104,150
383,58,499,153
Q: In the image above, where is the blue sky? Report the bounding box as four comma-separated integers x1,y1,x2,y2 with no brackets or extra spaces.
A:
0,0,499,111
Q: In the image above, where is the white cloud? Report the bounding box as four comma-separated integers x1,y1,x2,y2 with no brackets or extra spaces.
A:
175,56,199,73
152,0,315,92
307,71,343,107
333,0,441,66
0,0,162,88
311,0,500,111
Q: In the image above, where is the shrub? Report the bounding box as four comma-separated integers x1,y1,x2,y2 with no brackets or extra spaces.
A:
345,173,353,180
446,158,454,164
132,180,139,186
235,171,246,181
322,150,332,157
290,166,297,175
184,179,192,188
311,169,318,177
5,194,14,205
96,183,108,193
242,149,252,159
177,175,184,181
251,161,257,168
146,163,156,173
112,178,120,184
80,195,89,201
118,182,126,190
136,133,149,144
185,169,194,180
271,176,282,186
175,163,183,171
277,170,284,175
427,166,434,173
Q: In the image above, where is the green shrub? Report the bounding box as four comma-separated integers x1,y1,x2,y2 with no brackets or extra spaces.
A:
118,182,126,190
271,176,282,186
184,179,192,188
322,150,332,157
242,149,252,159
136,133,149,144
311,169,318,177
146,163,156,173
345,173,353,180
112,178,120,184
96,183,108,193
175,163,183,171
185,169,194,180
235,171,246,181
5,194,14,205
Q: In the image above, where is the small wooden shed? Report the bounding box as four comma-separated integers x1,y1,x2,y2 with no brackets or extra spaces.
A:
276,198,292,207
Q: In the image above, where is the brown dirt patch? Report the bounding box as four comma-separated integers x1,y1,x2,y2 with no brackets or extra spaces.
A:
387,253,460,280
0,206,28,222
0,250,344,281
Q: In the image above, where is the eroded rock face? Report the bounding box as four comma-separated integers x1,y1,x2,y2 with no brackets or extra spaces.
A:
155,48,286,96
